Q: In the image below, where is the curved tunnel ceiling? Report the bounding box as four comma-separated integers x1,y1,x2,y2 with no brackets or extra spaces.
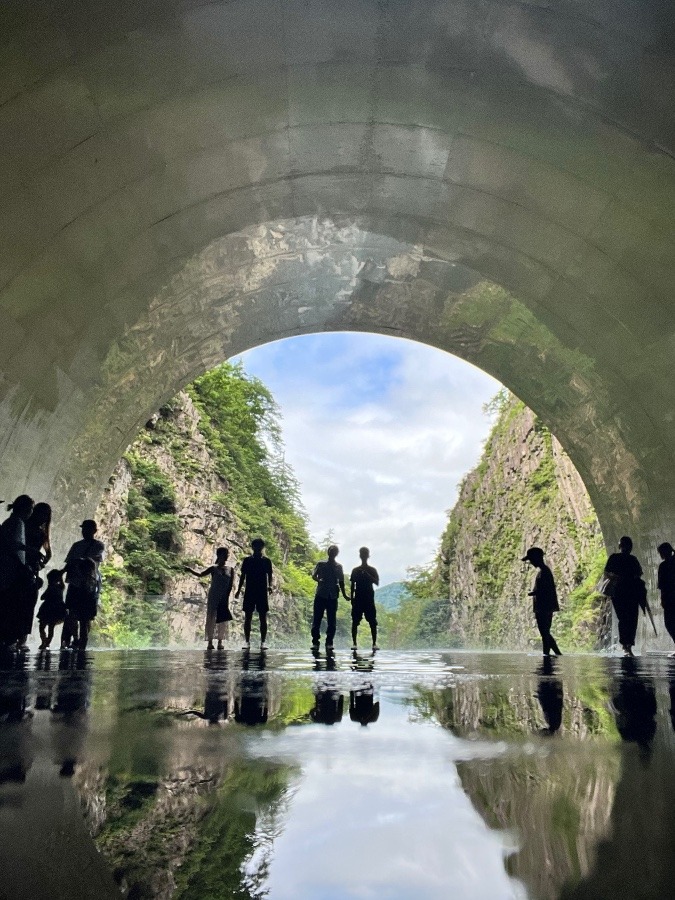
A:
0,0,674,551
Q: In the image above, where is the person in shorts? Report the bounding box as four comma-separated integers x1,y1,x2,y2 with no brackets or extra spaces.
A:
350,546,380,650
235,538,273,650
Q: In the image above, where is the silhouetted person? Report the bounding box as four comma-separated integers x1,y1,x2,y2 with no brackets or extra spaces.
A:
311,545,348,651
62,557,98,650
522,546,562,656
185,546,234,650
235,538,273,650
0,655,33,784
61,519,105,649
51,651,91,776
350,546,380,651
202,654,231,724
612,658,656,750
657,542,675,655
536,656,563,734
604,536,644,656
310,687,344,725
349,684,380,726
22,501,52,647
36,570,67,650
0,495,35,649
234,650,268,725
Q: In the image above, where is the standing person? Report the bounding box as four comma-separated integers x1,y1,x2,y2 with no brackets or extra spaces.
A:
22,502,52,647
36,570,67,650
62,520,105,649
657,542,675,656
311,545,349,652
185,547,234,651
0,495,35,648
522,546,562,656
63,558,98,650
350,547,380,651
604,536,644,657
234,538,273,650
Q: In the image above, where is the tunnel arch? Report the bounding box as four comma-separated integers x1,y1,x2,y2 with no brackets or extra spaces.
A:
0,0,674,569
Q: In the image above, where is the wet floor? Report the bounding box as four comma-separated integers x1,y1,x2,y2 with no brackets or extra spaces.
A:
2,648,675,900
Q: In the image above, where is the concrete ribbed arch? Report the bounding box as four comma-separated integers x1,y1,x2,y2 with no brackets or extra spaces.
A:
0,0,673,567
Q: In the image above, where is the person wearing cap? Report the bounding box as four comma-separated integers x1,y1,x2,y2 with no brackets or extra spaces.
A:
657,542,675,655
62,519,105,648
522,547,562,656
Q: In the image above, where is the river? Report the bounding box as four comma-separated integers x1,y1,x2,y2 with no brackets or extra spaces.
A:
0,648,673,899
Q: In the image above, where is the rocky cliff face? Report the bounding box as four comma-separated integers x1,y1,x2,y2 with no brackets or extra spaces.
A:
438,394,608,650
95,390,311,646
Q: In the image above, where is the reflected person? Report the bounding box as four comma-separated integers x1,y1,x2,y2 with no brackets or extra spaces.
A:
234,650,268,726
522,547,562,656
349,684,380,726
536,656,563,735
350,547,380,651
311,544,348,652
310,686,344,725
611,658,656,749
657,542,675,656
604,536,644,657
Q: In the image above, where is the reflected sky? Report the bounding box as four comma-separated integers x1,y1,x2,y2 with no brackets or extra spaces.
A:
259,695,522,899
2,649,675,899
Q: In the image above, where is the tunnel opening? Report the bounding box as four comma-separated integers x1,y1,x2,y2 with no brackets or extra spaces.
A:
87,331,612,653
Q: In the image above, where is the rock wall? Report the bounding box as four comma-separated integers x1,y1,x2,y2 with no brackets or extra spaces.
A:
95,391,309,645
440,395,608,650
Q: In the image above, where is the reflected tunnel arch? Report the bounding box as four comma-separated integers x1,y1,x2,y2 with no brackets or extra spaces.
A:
0,0,674,577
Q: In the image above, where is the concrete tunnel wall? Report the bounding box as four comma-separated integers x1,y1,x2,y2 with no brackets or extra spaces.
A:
0,0,674,643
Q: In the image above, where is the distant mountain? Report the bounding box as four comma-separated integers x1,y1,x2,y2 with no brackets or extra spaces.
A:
376,582,406,611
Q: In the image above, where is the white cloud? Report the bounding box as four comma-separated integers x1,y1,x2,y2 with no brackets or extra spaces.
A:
238,334,500,585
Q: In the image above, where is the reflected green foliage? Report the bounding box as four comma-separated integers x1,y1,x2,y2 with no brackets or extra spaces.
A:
174,762,295,900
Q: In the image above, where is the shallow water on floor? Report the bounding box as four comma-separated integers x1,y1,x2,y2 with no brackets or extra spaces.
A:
1,648,674,899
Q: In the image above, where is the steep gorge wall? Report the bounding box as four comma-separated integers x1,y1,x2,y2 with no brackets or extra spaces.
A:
438,395,608,650
95,388,313,646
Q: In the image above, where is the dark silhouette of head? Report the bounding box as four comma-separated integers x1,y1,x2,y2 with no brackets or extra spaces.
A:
46,569,64,588
8,494,34,520
80,519,98,539
251,538,265,555
215,546,229,563
658,542,674,560
327,544,339,561
619,536,633,554
522,546,545,567
29,502,52,528
359,546,370,563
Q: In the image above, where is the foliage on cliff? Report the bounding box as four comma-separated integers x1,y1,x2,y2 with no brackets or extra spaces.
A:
96,362,317,646
389,391,607,651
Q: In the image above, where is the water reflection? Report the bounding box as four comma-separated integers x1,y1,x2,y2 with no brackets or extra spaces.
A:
2,650,675,898
536,656,563,735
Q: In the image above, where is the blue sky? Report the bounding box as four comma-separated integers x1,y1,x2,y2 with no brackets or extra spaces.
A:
237,333,500,586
